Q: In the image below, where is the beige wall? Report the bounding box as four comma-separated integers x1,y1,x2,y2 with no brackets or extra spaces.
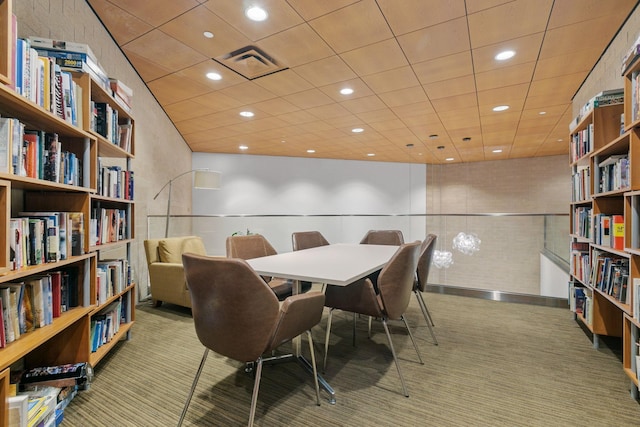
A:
15,0,193,299
573,5,640,115
426,155,570,295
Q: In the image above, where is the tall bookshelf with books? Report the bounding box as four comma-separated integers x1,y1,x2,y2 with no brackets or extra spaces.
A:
622,46,640,399
570,36,640,401
0,0,136,420
569,102,628,348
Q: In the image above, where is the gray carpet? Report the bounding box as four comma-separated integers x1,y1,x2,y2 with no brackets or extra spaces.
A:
61,291,640,426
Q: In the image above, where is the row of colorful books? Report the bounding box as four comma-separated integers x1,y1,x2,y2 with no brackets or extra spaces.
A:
10,212,84,271
96,259,130,305
0,268,79,348
97,163,134,200
0,119,85,186
592,213,624,250
90,299,122,352
90,208,128,246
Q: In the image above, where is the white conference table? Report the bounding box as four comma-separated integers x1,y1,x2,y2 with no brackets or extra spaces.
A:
247,243,399,288
246,243,399,404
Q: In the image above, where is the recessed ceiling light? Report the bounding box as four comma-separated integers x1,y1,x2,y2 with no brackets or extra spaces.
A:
492,149,503,153
493,105,509,112
445,157,454,161
281,140,286,143
307,149,316,154
239,111,254,117
340,88,354,95
203,31,214,39
557,138,564,142
462,137,471,142
206,72,222,80
429,134,439,139
246,6,268,21
352,128,364,133
495,50,515,61
437,145,445,150
539,111,546,115
239,145,248,150
367,153,375,157
406,143,414,148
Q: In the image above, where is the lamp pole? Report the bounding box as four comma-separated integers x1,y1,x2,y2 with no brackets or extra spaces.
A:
153,169,221,238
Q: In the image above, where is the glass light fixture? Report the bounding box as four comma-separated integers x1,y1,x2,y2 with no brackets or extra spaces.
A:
203,31,214,39
452,231,481,255
433,250,453,269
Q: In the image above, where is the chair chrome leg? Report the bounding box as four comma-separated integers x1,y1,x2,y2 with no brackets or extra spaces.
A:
416,291,435,326
323,308,334,372
178,348,209,427
368,316,372,338
401,315,424,364
416,292,438,345
381,318,409,397
306,330,321,406
352,312,357,346
248,357,264,427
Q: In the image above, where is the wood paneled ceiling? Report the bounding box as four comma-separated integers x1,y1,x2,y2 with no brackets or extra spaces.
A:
87,0,638,164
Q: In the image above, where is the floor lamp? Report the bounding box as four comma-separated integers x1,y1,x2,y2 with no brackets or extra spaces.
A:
153,169,221,238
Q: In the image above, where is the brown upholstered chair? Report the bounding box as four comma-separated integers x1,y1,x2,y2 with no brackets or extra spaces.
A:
415,234,438,345
292,231,330,251
226,234,311,300
359,229,404,290
292,231,330,292
323,241,423,397
179,253,325,427
359,229,405,245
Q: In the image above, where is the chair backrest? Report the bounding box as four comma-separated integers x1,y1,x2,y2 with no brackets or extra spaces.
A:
377,241,421,319
144,236,206,265
292,231,330,251
360,229,404,246
226,234,277,259
182,253,279,362
416,234,437,292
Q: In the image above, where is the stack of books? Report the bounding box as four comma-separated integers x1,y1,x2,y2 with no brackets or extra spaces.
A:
27,36,110,91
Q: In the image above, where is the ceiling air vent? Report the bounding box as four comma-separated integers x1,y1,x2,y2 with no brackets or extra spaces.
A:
214,45,288,80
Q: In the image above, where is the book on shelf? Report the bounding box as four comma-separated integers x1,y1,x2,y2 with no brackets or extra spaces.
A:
26,36,98,63
611,214,624,250
0,117,14,173
21,362,93,391
634,278,640,322
4,282,26,335
575,287,586,315
8,393,28,427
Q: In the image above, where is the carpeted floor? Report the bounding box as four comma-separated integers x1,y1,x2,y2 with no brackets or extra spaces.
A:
61,291,640,426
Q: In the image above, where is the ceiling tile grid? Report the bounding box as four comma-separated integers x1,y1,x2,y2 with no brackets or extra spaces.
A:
87,0,638,163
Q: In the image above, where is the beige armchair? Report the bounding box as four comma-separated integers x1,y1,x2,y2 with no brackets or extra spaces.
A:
144,235,207,308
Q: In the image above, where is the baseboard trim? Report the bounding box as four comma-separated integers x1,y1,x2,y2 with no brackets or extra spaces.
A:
425,284,569,308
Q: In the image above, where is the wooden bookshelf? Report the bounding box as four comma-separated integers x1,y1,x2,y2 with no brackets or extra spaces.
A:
0,1,136,418
570,44,640,401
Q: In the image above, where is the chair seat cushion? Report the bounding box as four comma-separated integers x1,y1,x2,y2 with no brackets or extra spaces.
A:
158,236,207,263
